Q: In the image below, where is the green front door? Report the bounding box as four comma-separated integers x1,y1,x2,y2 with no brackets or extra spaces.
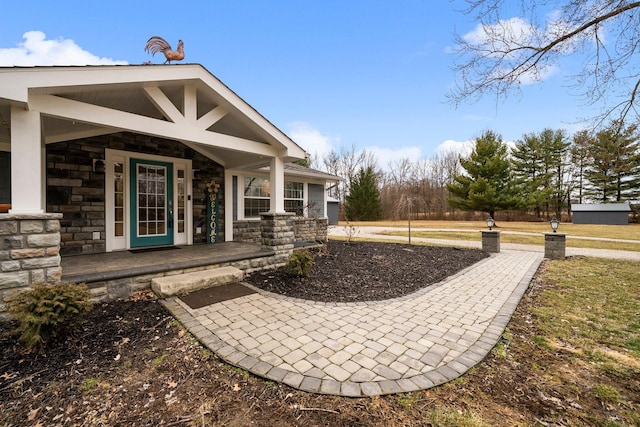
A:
130,159,174,248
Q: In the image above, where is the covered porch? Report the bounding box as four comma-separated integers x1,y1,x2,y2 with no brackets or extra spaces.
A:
0,64,335,306
60,242,275,302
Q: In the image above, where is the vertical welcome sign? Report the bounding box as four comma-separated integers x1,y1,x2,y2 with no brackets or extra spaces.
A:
206,180,220,243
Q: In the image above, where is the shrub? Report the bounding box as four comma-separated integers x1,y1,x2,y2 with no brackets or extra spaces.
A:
284,250,314,277
6,282,93,351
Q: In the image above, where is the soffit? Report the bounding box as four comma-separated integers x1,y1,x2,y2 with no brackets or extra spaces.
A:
0,65,307,166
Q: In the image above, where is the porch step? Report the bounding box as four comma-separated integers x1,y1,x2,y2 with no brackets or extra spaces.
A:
151,266,244,298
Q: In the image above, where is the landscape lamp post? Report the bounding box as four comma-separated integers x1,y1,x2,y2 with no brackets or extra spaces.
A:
481,216,499,253
486,216,495,231
545,217,565,259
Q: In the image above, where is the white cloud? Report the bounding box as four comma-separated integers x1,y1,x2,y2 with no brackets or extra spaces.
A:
285,121,426,172
435,138,516,158
369,146,423,171
0,31,128,66
435,139,474,157
463,17,536,53
286,121,340,162
461,16,561,85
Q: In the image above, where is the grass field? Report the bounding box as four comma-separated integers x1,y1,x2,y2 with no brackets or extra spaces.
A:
338,220,640,251
340,220,640,240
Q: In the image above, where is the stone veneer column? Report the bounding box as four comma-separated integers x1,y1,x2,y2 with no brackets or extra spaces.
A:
260,212,295,264
481,230,500,253
544,233,566,259
0,214,63,310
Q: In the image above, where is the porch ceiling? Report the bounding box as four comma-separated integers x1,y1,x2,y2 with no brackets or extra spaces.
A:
0,65,307,167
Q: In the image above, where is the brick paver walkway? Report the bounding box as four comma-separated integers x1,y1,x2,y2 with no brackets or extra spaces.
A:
163,249,543,396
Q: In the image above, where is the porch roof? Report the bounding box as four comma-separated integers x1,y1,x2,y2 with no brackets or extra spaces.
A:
0,64,307,168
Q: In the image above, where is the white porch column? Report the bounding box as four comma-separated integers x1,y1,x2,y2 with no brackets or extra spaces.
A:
269,155,285,213
224,169,234,241
9,106,44,214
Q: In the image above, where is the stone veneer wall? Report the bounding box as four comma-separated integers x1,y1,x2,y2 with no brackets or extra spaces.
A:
234,217,328,244
0,214,62,311
292,217,328,243
47,132,224,256
232,220,262,244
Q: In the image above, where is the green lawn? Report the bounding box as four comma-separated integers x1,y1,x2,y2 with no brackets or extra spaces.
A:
341,220,640,241
375,230,640,252
339,220,640,252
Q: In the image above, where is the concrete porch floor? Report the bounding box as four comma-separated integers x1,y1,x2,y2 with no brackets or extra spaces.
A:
61,242,274,284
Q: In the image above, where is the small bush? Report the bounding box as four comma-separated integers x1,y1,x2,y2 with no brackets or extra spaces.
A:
6,282,93,351
284,250,314,277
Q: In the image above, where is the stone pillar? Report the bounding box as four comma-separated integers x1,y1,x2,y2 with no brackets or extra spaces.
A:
544,233,566,259
0,213,63,311
260,212,295,264
481,230,500,253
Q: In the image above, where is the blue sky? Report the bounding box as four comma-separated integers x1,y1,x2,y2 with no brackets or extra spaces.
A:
1,0,596,168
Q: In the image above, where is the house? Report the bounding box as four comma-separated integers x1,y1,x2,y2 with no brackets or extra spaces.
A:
0,64,338,303
572,202,631,225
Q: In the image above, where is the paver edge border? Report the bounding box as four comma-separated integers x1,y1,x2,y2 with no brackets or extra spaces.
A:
161,251,544,397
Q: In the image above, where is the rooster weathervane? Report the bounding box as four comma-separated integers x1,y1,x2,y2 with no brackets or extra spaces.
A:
144,36,185,64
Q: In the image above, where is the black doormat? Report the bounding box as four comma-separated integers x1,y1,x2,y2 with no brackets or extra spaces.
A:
180,282,257,309
129,246,180,253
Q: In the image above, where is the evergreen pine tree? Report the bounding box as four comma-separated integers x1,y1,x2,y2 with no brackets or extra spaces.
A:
344,166,383,221
512,128,570,218
511,131,551,217
570,130,592,205
447,130,518,218
584,122,640,202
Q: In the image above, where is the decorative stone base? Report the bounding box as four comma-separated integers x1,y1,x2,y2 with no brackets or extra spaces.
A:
481,230,500,253
0,213,63,311
81,252,278,303
235,216,329,245
544,233,566,259
292,217,328,243
260,212,295,265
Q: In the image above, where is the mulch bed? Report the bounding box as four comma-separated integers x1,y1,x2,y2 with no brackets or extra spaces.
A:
244,240,490,302
0,241,495,426
1,242,634,425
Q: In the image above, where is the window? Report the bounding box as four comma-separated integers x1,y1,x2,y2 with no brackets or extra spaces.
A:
242,177,306,218
113,162,124,237
244,177,270,218
177,169,185,233
284,181,304,215
137,164,167,236
0,151,10,204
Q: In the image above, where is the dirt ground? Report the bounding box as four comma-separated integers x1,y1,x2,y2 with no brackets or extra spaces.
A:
1,242,638,426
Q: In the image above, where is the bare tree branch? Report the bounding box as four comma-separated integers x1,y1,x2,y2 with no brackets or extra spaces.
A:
449,0,640,125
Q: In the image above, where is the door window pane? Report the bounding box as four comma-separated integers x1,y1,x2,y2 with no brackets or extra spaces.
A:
113,163,124,237
137,164,167,237
177,169,185,233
